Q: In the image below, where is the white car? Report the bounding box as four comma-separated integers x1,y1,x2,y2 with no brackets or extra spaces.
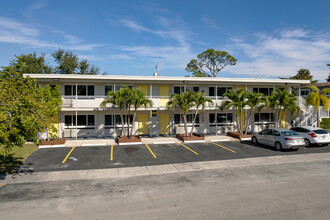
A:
252,128,305,150
290,126,330,147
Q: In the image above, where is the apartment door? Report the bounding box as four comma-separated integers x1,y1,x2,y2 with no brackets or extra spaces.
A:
138,113,149,135
160,113,169,135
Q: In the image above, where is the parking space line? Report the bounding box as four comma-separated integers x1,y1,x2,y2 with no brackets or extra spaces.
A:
110,145,113,161
211,142,236,153
61,147,75,163
179,142,199,155
146,144,157,158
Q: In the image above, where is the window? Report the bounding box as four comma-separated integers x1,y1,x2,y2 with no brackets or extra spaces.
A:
301,90,309,96
64,85,94,96
254,113,274,123
209,113,233,125
115,85,133,92
105,114,133,128
209,87,215,96
105,85,113,95
174,86,185,94
253,88,274,96
217,87,232,97
186,86,199,92
64,115,94,128
174,114,199,125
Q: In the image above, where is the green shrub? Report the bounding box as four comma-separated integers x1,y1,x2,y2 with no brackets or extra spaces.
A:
320,118,330,129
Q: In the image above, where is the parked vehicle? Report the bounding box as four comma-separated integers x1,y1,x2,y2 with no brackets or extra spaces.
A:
290,126,330,147
252,128,305,150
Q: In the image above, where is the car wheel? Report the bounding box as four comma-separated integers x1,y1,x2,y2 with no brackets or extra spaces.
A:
252,136,258,144
275,142,282,151
304,139,311,147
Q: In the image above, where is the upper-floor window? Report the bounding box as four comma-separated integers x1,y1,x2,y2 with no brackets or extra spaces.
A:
186,86,199,92
253,88,273,96
114,85,133,92
64,85,94,96
174,86,185,95
208,87,232,97
105,85,114,96
254,113,274,123
300,90,309,96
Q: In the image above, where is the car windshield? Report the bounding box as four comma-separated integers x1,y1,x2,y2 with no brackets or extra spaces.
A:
313,129,328,134
281,131,298,136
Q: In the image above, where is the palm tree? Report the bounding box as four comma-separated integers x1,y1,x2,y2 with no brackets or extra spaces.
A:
263,91,279,127
190,92,213,136
275,89,300,128
220,89,250,135
167,91,195,137
306,86,330,127
244,92,265,134
130,88,153,138
101,89,127,137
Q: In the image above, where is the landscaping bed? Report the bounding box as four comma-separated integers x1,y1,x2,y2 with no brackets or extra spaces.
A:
39,138,66,146
227,132,252,140
176,133,205,142
117,135,142,144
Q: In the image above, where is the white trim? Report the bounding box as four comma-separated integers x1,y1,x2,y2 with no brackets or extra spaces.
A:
81,143,107,147
153,141,175,144
183,140,205,143
210,139,230,142
240,137,251,141
118,142,143,146
39,144,66,148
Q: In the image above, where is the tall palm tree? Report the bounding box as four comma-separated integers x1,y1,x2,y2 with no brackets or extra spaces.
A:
101,89,127,137
167,91,195,137
263,91,279,127
130,88,153,138
190,92,213,136
306,86,330,127
220,89,250,135
276,89,300,128
244,92,265,134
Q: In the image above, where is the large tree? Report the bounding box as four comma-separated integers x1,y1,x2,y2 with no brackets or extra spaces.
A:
0,68,62,155
326,64,330,82
52,49,99,75
8,52,53,75
281,69,318,83
186,49,237,77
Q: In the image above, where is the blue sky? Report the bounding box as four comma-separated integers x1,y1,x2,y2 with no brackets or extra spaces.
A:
1,0,330,81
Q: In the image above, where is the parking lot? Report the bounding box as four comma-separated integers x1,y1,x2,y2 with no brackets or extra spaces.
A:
21,141,330,172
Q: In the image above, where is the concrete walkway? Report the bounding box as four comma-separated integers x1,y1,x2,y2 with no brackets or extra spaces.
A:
1,152,329,185
64,134,237,147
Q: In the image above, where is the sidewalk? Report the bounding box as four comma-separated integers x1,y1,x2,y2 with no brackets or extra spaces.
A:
1,152,329,185
64,134,238,147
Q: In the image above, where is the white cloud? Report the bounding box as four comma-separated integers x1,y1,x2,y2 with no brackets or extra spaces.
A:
228,29,330,81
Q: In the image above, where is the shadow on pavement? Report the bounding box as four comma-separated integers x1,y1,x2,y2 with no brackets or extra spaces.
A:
240,141,299,152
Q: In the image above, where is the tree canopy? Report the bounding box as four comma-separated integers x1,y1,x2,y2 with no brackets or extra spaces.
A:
281,69,318,83
186,49,237,77
0,68,62,155
326,64,330,82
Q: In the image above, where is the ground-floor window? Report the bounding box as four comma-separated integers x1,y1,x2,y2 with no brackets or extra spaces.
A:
105,114,133,128
209,113,233,126
65,115,95,128
254,113,274,123
174,114,199,125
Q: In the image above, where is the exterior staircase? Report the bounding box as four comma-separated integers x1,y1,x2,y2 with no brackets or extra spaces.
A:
292,96,329,127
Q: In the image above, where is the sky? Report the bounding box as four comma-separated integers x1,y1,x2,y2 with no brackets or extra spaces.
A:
1,0,330,81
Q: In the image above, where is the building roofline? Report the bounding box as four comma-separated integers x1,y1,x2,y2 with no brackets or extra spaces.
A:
24,74,310,85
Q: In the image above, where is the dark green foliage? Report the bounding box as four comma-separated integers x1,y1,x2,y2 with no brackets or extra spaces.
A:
327,64,330,82
320,118,330,129
281,69,318,83
186,49,237,77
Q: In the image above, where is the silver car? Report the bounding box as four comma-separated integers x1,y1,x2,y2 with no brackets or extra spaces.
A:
252,128,305,150
290,126,330,147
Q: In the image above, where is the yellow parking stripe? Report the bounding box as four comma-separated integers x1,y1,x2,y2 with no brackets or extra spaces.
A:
179,142,199,155
61,147,75,163
110,145,113,161
211,142,236,153
146,144,157,158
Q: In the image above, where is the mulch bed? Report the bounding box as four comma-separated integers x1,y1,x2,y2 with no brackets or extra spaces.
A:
117,135,142,144
39,138,66,146
227,132,252,140
176,133,205,142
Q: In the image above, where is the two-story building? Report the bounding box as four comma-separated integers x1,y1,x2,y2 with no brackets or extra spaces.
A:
25,74,309,139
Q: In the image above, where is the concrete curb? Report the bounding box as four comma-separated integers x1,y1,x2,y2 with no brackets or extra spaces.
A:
81,143,108,147
39,144,66,148
210,139,230,142
2,152,329,184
